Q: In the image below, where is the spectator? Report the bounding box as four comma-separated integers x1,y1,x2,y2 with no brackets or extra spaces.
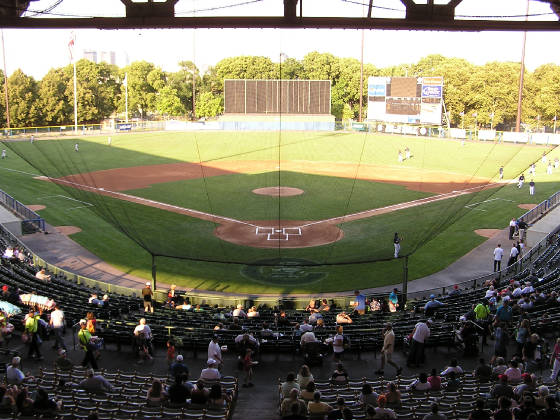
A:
424,294,444,316
6,357,28,385
331,363,349,384
300,319,313,332
208,384,231,410
232,304,247,318
328,397,353,420
491,375,514,400
300,382,316,401
200,359,221,381
353,290,366,315
468,398,491,420
493,321,509,362
280,388,307,418
375,323,402,376
522,333,541,373
384,382,401,407
440,359,463,376
78,369,113,394
493,396,513,420
32,388,59,415
538,395,560,420
55,349,74,371
297,365,314,389
495,299,513,324
514,373,535,400
388,288,399,311
15,387,34,417
207,335,223,369
318,299,331,312
336,312,352,324
35,268,51,282
281,373,300,398
407,319,431,368
535,385,550,409
374,395,396,419
190,380,209,406
504,360,522,383
307,392,332,417
170,355,189,381
550,337,560,382
242,348,257,388
423,402,447,420
167,375,192,406
492,357,508,377
513,396,537,420
427,368,441,390
306,299,318,313
408,372,431,391
329,326,346,360
359,383,378,408
146,379,167,406
443,371,460,391
247,306,259,318
474,358,492,382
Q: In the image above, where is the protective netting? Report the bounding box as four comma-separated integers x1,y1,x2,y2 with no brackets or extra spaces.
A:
4,126,551,267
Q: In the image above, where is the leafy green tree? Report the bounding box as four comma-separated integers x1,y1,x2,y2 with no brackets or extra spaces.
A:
155,86,185,116
531,64,560,125
214,56,276,91
196,91,222,118
37,67,72,125
7,69,41,127
120,61,160,118
0,70,5,127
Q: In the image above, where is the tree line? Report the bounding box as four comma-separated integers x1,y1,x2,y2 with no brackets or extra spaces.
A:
1,53,559,130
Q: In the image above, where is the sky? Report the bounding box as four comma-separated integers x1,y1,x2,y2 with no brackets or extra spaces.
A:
2,0,560,79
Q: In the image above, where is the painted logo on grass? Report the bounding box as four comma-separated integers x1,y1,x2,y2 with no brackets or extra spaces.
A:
241,258,327,285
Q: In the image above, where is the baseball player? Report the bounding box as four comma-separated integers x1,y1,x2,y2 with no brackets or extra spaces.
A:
1,149,6,159
393,233,402,258
517,173,525,188
529,163,536,176
547,162,553,175
529,180,535,196
74,143,79,152
397,150,403,163
555,157,559,169
405,147,411,160
542,152,547,165
499,166,504,180
108,137,112,146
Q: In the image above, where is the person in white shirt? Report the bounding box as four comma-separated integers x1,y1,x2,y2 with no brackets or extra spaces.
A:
200,359,221,381
6,356,26,385
247,306,259,318
407,320,431,367
49,304,66,351
522,282,534,295
35,268,51,281
134,318,153,356
440,359,463,376
485,286,496,299
232,304,247,318
329,326,345,360
512,286,523,297
509,218,517,239
207,336,223,368
508,244,519,267
300,331,318,347
375,323,402,376
493,244,504,272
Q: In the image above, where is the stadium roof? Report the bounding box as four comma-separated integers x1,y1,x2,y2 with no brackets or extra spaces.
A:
0,0,559,31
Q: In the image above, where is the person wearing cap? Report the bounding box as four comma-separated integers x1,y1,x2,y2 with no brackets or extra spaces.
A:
353,290,366,315
406,319,431,368
208,335,223,369
78,368,112,394
24,308,43,360
170,355,189,380
200,359,221,381
375,323,402,376
7,356,27,385
55,348,74,371
424,294,444,316
491,374,514,399
514,373,535,399
142,282,154,313
78,319,98,369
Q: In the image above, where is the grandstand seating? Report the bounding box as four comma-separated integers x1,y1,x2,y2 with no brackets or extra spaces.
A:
1,227,560,419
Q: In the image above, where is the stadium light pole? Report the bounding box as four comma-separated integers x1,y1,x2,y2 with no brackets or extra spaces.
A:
490,112,495,130
515,0,530,133
554,115,557,134
1,29,10,130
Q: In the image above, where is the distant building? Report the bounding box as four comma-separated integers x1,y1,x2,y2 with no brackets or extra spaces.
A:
82,50,128,67
83,50,97,63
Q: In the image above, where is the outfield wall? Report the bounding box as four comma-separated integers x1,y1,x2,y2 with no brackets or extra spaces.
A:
218,114,336,131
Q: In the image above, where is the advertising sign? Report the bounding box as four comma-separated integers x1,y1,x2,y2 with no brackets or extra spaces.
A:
421,85,442,98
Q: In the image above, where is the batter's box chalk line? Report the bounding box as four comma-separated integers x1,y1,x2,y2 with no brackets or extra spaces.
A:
255,226,302,241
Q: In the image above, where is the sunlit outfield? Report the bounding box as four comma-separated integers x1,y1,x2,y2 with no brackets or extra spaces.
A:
0,131,557,294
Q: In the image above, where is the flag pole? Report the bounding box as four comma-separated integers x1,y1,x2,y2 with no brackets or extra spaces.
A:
1,30,10,130
125,72,128,124
69,32,78,134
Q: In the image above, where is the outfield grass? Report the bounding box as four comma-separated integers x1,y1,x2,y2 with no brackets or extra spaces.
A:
0,131,557,294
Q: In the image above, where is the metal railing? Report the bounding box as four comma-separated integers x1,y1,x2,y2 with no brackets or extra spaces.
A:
518,190,560,226
0,188,45,231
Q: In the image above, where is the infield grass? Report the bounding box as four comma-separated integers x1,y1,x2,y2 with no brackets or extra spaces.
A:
0,131,557,294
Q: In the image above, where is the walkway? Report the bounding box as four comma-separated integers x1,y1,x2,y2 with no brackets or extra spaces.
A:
15,221,513,298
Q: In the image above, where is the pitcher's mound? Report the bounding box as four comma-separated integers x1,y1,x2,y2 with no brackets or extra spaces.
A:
252,187,304,197
474,229,501,238
55,226,82,235
26,204,46,211
518,204,537,210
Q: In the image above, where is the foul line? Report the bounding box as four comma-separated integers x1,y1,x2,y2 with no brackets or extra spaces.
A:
0,167,42,177
45,176,512,232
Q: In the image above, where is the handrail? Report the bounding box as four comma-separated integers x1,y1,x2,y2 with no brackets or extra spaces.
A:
0,188,45,231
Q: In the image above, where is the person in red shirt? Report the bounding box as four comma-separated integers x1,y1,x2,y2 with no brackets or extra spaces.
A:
242,348,257,388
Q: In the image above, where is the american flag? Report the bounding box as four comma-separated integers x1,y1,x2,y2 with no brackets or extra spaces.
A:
68,32,75,62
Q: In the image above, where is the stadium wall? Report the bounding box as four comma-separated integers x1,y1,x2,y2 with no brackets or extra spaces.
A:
218,114,335,131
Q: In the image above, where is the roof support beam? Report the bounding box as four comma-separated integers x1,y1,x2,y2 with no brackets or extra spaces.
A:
0,15,558,31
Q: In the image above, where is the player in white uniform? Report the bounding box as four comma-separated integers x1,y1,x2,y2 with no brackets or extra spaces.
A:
74,143,79,152
393,233,402,258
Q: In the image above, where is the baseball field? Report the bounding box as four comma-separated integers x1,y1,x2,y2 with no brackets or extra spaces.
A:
0,131,557,294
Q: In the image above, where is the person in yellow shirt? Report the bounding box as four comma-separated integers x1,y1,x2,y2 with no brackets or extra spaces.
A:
24,309,42,360
78,319,98,369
